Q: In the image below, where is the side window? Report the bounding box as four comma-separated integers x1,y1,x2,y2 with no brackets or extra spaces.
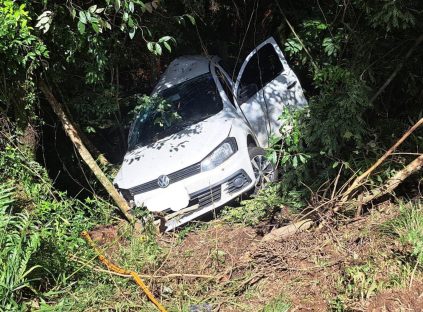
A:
238,43,284,102
216,67,236,107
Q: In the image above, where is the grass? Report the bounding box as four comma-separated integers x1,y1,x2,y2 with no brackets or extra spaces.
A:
383,201,423,263
261,294,291,312
41,200,423,311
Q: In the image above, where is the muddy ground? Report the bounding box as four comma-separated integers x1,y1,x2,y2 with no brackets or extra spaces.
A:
88,202,423,311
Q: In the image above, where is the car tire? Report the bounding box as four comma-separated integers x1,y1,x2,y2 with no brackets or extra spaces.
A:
248,146,278,193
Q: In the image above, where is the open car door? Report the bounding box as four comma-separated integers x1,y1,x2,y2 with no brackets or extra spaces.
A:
234,37,307,147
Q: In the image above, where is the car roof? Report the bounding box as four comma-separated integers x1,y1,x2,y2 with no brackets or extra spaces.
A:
153,55,217,94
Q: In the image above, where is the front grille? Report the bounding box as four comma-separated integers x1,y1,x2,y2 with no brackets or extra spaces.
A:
189,184,222,208
169,163,201,182
123,162,201,197
225,170,251,194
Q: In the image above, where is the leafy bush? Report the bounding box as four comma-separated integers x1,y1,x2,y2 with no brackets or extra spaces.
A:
0,185,41,310
0,139,114,308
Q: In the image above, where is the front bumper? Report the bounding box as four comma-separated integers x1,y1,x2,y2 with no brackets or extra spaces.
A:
120,148,256,230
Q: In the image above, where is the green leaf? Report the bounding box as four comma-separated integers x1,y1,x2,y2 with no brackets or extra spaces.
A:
163,41,171,52
186,14,195,25
147,41,154,52
35,16,49,28
85,11,92,22
158,35,172,43
292,155,298,168
144,2,153,13
154,43,162,55
127,16,134,27
129,27,136,39
79,11,87,24
123,12,129,21
129,2,134,13
92,22,100,33
114,0,121,11
77,21,86,34
88,5,97,13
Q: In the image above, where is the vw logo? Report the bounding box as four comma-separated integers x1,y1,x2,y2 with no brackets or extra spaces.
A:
157,175,170,188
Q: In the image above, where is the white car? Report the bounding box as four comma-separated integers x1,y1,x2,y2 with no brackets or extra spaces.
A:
114,37,307,231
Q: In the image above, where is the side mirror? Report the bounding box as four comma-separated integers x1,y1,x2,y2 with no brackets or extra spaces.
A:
237,83,258,103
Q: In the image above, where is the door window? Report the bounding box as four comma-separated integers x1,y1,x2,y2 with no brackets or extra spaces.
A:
216,67,236,107
238,43,284,102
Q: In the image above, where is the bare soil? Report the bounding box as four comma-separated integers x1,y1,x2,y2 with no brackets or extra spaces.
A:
367,283,423,311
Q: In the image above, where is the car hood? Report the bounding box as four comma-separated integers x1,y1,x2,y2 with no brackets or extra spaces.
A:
114,111,235,189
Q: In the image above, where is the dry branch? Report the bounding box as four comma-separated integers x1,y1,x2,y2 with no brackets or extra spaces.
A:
261,219,313,242
357,153,423,206
336,118,423,210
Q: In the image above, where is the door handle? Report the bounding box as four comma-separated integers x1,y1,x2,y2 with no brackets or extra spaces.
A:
287,81,297,89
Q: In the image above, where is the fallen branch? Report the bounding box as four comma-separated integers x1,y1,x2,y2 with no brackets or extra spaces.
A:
357,153,423,206
261,219,313,242
336,117,423,210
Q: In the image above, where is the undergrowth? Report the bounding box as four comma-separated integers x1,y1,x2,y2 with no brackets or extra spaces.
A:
222,184,284,226
0,135,115,309
384,201,423,267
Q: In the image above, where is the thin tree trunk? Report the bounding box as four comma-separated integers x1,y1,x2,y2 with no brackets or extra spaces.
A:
39,79,138,228
74,121,110,167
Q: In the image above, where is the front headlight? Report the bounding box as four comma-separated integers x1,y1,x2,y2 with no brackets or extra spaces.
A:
201,137,238,172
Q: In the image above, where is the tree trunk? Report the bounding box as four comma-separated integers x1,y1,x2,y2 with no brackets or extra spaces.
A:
38,79,139,229
74,121,110,167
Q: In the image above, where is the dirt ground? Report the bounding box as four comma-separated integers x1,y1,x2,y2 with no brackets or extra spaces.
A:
88,203,423,311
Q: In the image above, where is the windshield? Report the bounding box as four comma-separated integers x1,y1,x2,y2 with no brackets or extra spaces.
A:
128,72,223,150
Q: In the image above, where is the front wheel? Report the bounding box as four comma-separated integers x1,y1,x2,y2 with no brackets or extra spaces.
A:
248,147,278,193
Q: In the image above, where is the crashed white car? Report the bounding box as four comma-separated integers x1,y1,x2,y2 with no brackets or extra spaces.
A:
114,37,307,230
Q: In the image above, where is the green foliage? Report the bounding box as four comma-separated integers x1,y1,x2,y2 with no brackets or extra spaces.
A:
131,94,182,128
0,131,114,308
342,262,385,301
0,1,48,69
0,1,47,127
354,0,417,31
383,202,423,265
0,185,41,310
308,66,371,156
222,185,283,226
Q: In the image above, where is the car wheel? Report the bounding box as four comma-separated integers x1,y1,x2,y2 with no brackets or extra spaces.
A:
248,147,278,193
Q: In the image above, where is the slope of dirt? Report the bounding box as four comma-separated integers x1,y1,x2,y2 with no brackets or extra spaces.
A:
86,203,423,311
159,223,259,276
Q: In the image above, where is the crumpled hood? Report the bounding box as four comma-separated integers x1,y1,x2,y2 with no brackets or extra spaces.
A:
114,111,235,189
